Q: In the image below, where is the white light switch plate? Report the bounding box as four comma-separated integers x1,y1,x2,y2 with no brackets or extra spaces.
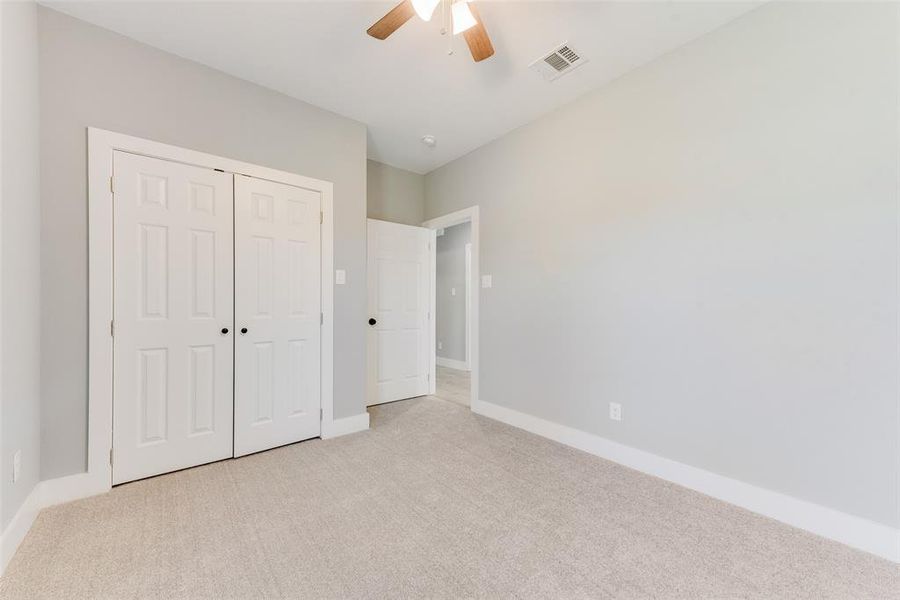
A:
13,450,21,483
451,287,456,296
481,275,492,288
335,269,346,285
609,402,622,422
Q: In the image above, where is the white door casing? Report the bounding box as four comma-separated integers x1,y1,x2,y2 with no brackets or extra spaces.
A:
234,175,322,456
112,151,234,485
367,219,435,406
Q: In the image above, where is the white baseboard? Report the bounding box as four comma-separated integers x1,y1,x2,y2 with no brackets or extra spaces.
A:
471,399,900,563
436,357,470,371
0,472,108,575
322,411,370,439
0,485,42,575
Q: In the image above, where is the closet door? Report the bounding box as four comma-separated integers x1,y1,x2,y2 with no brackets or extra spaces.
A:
112,152,234,485
234,175,322,456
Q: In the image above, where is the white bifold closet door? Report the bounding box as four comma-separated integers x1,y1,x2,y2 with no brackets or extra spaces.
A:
112,151,235,485
112,153,322,484
367,219,435,406
233,175,322,457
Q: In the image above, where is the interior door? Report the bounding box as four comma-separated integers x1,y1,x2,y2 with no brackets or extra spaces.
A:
112,151,234,485
367,219,435,406
234,175,322,456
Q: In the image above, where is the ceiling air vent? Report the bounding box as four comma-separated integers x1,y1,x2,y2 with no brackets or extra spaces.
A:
529,43,588,82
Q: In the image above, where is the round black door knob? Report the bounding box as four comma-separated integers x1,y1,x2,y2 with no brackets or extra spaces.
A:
240,327,248,334
221,328,229,335
368,318,377,326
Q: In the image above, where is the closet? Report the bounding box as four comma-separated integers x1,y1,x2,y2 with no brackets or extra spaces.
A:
111,151,322,484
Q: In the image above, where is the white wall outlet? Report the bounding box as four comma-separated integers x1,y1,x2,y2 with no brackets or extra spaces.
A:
13,450,21,483
481,275,492,288
451,287,456,296
609,402,622,422
438,341,443,350
335,269,346,285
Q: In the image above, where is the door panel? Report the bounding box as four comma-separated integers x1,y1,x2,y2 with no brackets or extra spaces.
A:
113,152,234,485
367,219,435,406
234,175,321,456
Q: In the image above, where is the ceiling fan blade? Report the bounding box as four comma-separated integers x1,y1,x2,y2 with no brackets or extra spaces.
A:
367,0,416,40
463,3,494,62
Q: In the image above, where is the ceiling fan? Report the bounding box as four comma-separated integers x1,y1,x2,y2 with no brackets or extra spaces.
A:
367,0,495,62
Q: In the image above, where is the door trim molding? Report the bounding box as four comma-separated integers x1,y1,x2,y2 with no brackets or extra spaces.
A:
87,127,335,492
422,206,480,407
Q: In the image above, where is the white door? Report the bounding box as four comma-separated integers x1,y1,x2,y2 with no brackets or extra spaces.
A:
367,219,435,406
234,175,322,456
113,152,234,485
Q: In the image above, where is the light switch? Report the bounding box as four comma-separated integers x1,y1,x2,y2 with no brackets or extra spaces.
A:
451,287,456,296
481,275,492,288
335,269,346,285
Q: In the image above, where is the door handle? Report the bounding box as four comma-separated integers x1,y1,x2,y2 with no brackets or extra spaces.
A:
240,327,248,334
368,318,377,326
221,327,229,335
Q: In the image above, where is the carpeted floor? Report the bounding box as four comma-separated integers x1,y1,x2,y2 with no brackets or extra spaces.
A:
434,365,470,406
2,397,899,599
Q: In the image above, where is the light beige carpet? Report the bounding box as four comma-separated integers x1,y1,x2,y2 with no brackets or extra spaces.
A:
2,397,899,599
434,365,470,407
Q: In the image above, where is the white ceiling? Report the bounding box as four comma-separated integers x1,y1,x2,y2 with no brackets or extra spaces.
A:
44,1,761,174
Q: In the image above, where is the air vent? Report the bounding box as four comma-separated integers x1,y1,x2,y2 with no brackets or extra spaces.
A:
529,43,588,82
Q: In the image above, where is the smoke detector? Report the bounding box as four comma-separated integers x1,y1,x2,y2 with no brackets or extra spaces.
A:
530,43,587,82
421,135,437,148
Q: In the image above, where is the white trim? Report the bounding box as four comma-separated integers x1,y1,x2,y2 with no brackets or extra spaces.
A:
88,128,335,490
1,473,106,575
321,412,370,439
422,206,480,407
0,486,41,575
464,242,472,370
436,357,470,371
471,399,900,563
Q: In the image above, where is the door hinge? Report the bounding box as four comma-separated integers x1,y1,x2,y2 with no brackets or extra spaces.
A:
320,408,323,420
110,320,115,337
427,373,431,382
109,449,113,466
109,176,114,194
320,212,324,224
320,312,324,325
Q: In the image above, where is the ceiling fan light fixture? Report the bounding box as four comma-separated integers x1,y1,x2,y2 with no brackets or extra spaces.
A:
411,0,440,22
451,0,477,35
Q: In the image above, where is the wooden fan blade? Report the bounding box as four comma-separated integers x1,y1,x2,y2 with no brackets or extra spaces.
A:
463,3,494,62
367,0,416,40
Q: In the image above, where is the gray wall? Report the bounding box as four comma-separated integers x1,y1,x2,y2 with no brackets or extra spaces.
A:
39,7,368,479
436,223,470,363
425,2,900,527
1,0,42,529
366,160,425,226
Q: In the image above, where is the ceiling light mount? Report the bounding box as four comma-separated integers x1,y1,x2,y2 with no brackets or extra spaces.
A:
421,135,437,148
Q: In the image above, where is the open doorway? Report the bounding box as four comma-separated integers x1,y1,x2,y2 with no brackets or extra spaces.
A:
422,207,480,410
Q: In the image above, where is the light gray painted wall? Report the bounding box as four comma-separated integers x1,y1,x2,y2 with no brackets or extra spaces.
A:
38,7,368,480
366,160,425,226
1,0,42,529
436,223,470,363
425,2,900,527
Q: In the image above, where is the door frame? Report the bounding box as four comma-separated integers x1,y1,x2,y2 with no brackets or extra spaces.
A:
422,206,480,408
87,128,335,491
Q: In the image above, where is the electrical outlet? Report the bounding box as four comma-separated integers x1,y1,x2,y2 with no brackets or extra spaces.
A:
609,402,622,422
335,269,346,285
13,450,21,483
438,341,443,350
481,275,492,288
